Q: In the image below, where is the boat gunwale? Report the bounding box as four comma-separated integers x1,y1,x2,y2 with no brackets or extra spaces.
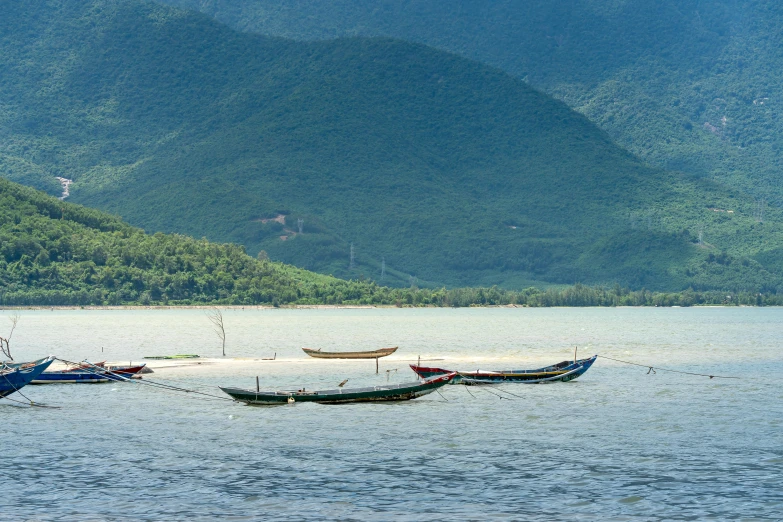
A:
220,373,455,404
410,356,598,383
301,347,398,359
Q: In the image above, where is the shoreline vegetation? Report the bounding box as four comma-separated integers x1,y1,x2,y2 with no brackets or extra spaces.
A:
1,285,782,308
2,177,783,308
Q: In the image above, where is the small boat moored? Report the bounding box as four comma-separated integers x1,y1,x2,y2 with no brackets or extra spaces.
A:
32,360,146,384
410,355,597,384
32,369,112,384
220,372,456,405
63,362,148,380
1,356,56,397
302,347,398,359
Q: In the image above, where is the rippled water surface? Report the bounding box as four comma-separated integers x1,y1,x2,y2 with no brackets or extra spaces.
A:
3,307,783,520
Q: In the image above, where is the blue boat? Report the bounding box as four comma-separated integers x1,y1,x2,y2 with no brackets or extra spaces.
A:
0,356,56,397
410,355,598,384
31,361,144,384
32,368,112,384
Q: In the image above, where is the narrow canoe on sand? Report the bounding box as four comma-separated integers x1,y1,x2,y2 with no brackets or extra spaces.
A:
221,372,455,405
410,355,597,384
302,347,398,359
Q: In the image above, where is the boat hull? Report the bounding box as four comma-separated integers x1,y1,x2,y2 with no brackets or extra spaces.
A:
106,364,147,379
32,371,110,384
302,347,398,359
1,356,56,397
32,361,147,384
64,362,146,380
220,373,454,405
410,355,597,384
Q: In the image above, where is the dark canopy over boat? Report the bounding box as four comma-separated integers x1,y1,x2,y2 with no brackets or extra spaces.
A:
410,355,597,384
0,356,55,397
302,347,398,359
220,372,455,405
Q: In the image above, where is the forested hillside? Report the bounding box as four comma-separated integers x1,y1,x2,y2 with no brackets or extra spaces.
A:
2,0,782,291
0,177,389,305
157,0,783,203
3,178,781,306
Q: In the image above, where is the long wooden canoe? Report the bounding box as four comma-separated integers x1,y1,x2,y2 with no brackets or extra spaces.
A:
410,355,597,384
302,347,398,359
220,372,455,405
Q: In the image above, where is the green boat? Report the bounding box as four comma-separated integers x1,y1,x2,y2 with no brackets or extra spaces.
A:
220,372,456,405
143,354,200,360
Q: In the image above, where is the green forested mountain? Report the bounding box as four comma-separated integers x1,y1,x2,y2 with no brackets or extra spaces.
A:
0,177,389,305
2,0,782,292
156,0,783,202
3,177,781,307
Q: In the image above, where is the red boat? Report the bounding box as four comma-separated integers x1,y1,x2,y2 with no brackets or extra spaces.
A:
63,361,147,379
106,364,147,379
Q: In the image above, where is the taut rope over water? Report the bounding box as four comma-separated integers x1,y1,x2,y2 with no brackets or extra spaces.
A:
56,358,235,402
0,372,59,408
597,355,741,379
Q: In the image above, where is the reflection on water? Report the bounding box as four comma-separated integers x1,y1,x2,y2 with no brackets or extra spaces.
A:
3,308,783,520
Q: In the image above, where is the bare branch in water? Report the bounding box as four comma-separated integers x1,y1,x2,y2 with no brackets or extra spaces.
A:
206,308,226,356
0,313,20,360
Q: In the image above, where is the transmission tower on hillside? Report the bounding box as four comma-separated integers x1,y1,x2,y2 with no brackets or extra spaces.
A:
297,218,304,234
381,257,386,280
754,197,766,223
349,243,355,270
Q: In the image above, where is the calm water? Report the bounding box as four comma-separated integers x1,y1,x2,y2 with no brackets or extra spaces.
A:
3,308,782,520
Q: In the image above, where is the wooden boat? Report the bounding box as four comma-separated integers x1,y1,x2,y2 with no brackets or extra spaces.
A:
220,372,455,405
64,362,147,379
302,347,398,359
32,369,111,384
410,355,597,384
0,356,56,397
105,364,147,379
33,361,147,384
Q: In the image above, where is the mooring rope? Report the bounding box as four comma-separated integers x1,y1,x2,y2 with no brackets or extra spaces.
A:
56,358,235,402
0,370,59,408
0,393,34,406
472,385,513,400
0,372,34,404
597,354,740,379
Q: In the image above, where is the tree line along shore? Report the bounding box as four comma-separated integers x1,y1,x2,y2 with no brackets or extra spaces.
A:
2,178,782,308
2,284,781,308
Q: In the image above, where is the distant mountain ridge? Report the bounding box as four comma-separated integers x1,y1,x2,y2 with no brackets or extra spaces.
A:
1,0,782,291
156,0,783,202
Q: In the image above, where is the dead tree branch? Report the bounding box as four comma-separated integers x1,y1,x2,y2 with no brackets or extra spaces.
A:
206,308,226,356
1,313,20,360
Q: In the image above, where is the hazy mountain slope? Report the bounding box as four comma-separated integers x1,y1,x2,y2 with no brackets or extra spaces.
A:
2,0,781,291
0,177,410,305
156,0,783,201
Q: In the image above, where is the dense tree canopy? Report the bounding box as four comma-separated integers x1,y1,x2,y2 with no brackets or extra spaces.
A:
2,0,783,292
1,178,781,307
